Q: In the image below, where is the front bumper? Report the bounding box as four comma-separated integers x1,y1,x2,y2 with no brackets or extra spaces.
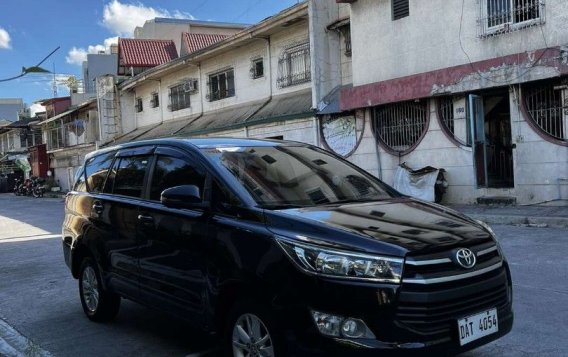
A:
274,263,514,356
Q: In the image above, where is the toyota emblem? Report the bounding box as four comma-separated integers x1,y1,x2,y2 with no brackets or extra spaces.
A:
454,248,476,269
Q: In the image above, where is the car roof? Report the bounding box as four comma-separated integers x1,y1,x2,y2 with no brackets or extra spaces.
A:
85,137,304,161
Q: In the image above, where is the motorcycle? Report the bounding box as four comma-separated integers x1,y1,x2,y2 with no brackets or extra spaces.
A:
13,178,23,196
31,177,45,198
13,177,45,197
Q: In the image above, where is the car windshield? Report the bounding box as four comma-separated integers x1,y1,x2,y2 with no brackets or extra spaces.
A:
202,145,396,208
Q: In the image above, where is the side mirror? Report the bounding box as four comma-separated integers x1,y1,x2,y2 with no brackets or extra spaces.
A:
161,185,202,209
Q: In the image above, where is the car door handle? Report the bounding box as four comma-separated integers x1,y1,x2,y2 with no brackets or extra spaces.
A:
92,201,104,214
137,214,154,225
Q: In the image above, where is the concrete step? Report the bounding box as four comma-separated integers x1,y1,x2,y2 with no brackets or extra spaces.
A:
476,196,517,206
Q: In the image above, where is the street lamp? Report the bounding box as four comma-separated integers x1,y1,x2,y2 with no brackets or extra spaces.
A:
0,46,60,82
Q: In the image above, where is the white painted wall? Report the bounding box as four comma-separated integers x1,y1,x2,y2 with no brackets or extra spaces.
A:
127,21,312,130
350,0,568,86
340,0,568,204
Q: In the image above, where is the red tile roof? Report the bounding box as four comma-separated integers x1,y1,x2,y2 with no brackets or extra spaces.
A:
182,33,229,54
119,38,178,67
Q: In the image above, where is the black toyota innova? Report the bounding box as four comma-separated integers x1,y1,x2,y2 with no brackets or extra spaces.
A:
62,138,513,356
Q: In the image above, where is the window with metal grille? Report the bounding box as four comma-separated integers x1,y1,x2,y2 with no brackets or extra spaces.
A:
277,42,311,88
169,83,191,111
524,81,568,143
135,98,143,112
438,96,471,146
251,58,264,79
208,69,235,101
392,0,409,20
372,100,429,154
150,92,159,108
481,0,544,36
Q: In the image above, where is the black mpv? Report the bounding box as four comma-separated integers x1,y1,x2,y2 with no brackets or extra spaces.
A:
63,138,513,356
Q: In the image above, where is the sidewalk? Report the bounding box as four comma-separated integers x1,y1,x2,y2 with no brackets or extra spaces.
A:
448,200,568,228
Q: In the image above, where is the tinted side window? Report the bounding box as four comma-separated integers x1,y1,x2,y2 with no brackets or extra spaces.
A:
73,166,87,192
149,156,205,201
85,151,116,193
111,156,150,198
211,180,241,214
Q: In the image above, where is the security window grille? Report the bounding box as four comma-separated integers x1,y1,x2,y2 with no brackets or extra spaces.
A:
150,92,159,108
169,83,191,111
524,81,568,141
251,58,264,79
277,42,311,88
372,100,428,154
392,0,410,20
482,0,544,35
438,96,471,146
135,98,143,112
208,69,235,101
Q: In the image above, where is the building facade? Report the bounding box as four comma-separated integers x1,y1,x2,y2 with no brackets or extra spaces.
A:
338,0,568,204
40,99,99,191
112,3,323,148
82,51,119,94
134,18,247,56
0,98,24,122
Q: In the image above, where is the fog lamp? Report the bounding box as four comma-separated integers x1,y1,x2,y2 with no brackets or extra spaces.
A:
311,311,376,339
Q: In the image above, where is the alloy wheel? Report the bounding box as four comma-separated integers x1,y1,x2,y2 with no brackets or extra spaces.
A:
81,266,99,313
232,313,274,357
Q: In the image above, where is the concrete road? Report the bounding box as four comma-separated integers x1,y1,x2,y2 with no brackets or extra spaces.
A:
0,194,215,357
0,193,567,356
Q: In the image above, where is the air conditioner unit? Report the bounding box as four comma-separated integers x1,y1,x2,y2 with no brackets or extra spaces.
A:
183,79,198,92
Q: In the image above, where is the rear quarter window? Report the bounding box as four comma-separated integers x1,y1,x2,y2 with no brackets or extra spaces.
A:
85,151,116,193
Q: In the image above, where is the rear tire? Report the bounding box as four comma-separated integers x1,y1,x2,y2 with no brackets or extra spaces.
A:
78,257,121,322
224,300,283,357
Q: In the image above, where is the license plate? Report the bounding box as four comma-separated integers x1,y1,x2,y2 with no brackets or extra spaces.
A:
457,308,498,346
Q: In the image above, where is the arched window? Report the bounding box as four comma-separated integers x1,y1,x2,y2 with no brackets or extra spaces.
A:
371,100,428,155
321,112,364,157
437,96,471,146
524,80,568,145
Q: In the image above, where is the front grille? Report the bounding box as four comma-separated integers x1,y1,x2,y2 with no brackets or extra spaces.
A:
396,242,510,338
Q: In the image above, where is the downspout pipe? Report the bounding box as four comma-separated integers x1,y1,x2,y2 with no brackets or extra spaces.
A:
245,35,274,136
172,61,204,136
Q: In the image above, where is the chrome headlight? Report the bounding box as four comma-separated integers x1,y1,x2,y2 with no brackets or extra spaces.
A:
276,237,403,283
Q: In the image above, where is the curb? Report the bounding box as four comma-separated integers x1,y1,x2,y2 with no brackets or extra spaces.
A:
464,213,568,229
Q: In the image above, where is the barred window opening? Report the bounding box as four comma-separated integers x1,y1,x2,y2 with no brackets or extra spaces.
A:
372,101,428,154
438,96,471,146
169,83,191,111
524,81,568,142
277,42,311,88
208,69,235,101
481,0,544,36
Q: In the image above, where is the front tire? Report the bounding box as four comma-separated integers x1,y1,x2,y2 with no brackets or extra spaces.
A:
226,301,282,357
79,257,121,322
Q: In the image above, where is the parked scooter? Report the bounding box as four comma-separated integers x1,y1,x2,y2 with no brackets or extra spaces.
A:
13,177,45,198
13,178,23,196
31,177,45,198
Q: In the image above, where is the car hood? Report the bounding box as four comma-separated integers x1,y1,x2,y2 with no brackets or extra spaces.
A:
263,197,492,257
